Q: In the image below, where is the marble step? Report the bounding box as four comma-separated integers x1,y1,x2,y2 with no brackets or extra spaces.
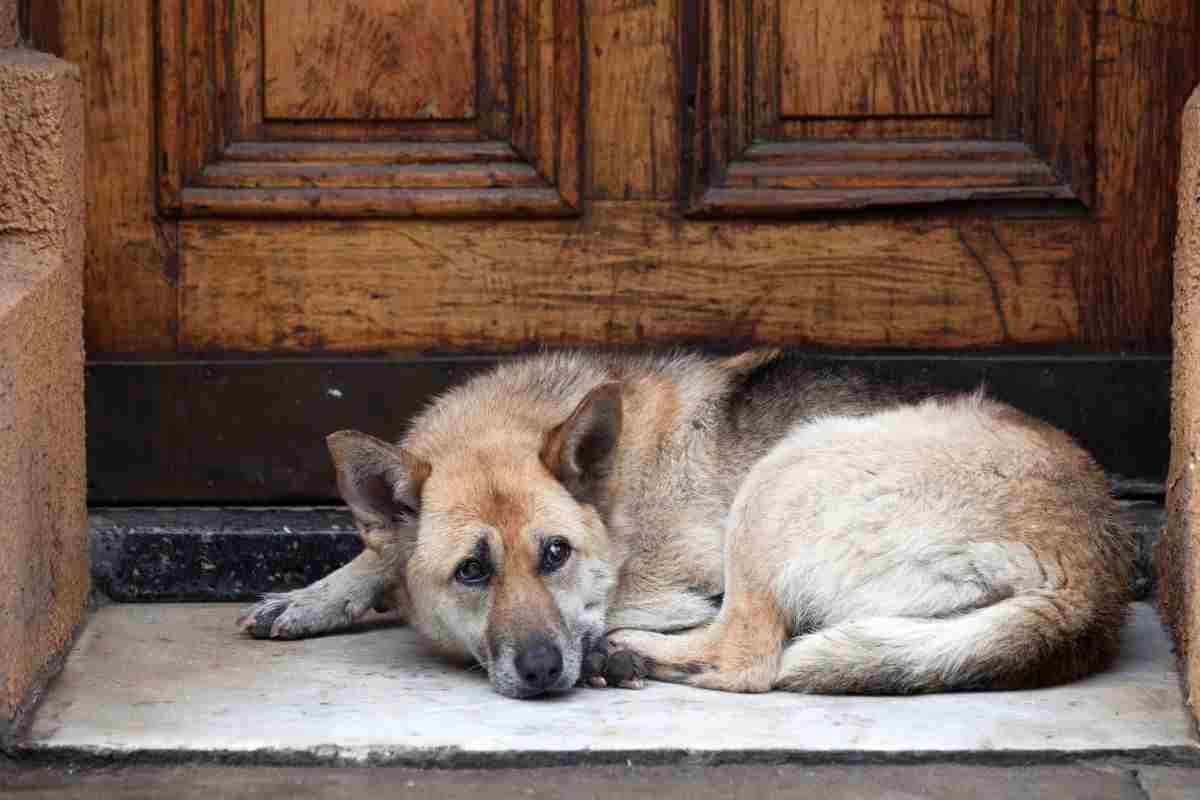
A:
13,602,1197,768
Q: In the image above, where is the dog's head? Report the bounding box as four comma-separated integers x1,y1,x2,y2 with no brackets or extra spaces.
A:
327,382,623,698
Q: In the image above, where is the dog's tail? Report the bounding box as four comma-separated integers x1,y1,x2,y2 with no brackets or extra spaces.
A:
774,589,1127,694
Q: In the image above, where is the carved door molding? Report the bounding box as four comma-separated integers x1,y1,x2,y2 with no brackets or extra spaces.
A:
156,0,582,218
689,0,1095,215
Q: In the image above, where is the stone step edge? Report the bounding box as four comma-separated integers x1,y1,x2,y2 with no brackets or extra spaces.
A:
89,503,1166,603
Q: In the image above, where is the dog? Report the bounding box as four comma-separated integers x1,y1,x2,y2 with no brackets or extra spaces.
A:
237,349,1134,699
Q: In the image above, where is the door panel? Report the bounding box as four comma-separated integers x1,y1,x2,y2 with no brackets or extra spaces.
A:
692,0,1092,214
157,0,581,218
261,0,478,121
780,0,994,118
33,0,1198,357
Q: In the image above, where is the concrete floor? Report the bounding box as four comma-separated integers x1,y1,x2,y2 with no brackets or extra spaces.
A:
2,760,1198,799
12,602,1198,766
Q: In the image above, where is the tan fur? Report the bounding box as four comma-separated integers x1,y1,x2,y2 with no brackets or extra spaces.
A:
239,350,1134,698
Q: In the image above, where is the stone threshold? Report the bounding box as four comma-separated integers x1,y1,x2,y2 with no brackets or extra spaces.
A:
11,603,1198,768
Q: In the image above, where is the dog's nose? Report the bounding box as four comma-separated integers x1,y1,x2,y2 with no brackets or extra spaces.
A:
514,640,563,691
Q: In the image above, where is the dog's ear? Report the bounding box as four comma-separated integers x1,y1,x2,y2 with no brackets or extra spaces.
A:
541,382,622,500
326,430,430,553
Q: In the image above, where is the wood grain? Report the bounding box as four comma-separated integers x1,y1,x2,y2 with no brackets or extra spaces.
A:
780,0,994,118
156,0,184,208
38,0,1199,357
552,0,583,209
156,0,581,218
1100,0,1195,27
781,118,990,141
742,141,1036,162
250,120,489,142
692,185,1075,214
159,0,224,212
230,0,261,139
261,0,476,120
724,141,1062,197
477,0,512,140
220,141,521,164
178,187,574,217
226,0,501,141
1082,11,1194,349
184,0,220,184
178,203,1081,352
194,162,544,189
751,0,781,139
588,0,680,199
723,161,1057,190
697,1,1092,216
1022,0,1095,207
38,0,178,352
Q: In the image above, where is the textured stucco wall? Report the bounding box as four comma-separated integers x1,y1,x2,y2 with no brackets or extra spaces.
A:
1160,87,1200,724
0,51,83,241
0,0,16,49
0,48,87,734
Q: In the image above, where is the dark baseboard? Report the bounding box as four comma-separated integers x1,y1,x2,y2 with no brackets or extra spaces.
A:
86,352,1170,503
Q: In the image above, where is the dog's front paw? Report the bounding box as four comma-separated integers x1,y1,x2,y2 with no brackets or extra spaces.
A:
236,594,293,638
579,637,648,690
236,587,373,640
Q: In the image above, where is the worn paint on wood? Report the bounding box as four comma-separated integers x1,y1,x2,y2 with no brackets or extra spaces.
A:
780,0,994,118
262,0,476,120
178,202,1081,352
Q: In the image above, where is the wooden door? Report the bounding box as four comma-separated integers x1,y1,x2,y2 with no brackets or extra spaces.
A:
27,1,1197,500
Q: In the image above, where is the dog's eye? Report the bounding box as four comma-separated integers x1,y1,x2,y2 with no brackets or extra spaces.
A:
455,558,491,585
541,537,572,573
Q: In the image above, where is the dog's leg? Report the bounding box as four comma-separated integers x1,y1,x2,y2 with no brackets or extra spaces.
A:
608,591,788,693
607,539,790,693
237,548,405,639
605,587,722,633
581,586,721,689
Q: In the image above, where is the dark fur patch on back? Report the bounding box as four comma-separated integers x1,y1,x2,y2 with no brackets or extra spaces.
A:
720,353,942,448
